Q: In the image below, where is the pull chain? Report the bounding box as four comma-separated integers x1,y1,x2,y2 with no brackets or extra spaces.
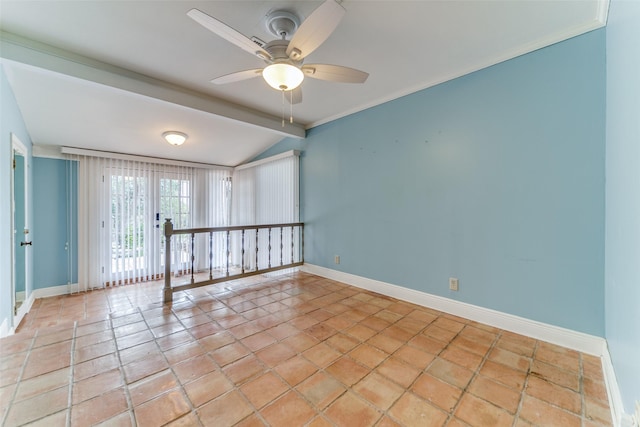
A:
290,90,294,123
281,89,285,127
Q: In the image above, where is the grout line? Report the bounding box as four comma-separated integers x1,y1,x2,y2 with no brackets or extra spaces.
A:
513,339,539,426
65,321,78,427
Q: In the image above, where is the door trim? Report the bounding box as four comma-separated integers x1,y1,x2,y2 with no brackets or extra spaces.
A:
10,133,31,332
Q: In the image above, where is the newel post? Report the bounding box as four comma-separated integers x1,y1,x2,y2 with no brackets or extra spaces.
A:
163,218,173,303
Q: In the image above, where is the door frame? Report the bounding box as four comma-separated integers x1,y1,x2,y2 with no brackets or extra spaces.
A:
10,133,31,331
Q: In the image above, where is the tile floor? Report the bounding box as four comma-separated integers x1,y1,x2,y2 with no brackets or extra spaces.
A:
0,271,612,426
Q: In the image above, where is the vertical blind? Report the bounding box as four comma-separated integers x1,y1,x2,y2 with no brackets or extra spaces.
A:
69,149,298,290
231,151,300,271
72,152,232,290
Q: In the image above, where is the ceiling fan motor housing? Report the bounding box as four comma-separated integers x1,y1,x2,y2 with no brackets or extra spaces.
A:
265,10,300,40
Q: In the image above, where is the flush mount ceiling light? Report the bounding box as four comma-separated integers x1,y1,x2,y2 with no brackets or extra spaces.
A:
163,131,188,146
262,63,304,91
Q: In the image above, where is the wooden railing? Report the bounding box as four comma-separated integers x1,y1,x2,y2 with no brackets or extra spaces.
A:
163,219,304,303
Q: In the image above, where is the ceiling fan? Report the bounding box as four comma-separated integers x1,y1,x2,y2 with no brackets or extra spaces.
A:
187,0,369,106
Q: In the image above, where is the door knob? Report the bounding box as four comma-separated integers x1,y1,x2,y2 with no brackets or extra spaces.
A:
20,241,32,246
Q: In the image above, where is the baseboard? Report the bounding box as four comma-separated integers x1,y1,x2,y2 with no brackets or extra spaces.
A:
602,345,637,427
32,283,78,299
0,317,9,338
301,264,605,356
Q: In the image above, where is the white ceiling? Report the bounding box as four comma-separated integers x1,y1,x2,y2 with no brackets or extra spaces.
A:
0,0,607,167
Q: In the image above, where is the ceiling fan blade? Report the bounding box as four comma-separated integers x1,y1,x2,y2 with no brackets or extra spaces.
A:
211,69,264,85
286,87,302,105
286,0,345,61
187,9,272,61
302,64,369,83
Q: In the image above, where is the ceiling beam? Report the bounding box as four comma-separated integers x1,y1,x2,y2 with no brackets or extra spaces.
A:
0,31,306,139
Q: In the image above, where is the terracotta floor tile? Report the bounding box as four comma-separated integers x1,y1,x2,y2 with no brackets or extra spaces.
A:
164,412,200,427
325,390,381,427
530,360,579,391
133,389,191,427
327,356,370,386
223,354,265,385
122,353,169,384
354,372,404,410
70,387,129,426
537,345,581,373
13,367,69,402
261,390,316,426
74,340,117,364
297,371,346,409
408,334,447,355
367,333,403,354
22,351,71,380
274,355,318,386
240,372,289,409
377,356,422,388
411,373,463,413
156,330,194,351
210,341,250,366
489,347,531,372
394,344,435,370
468,375,521,414
480,360,528,391
129,369,179,407
303,342,342,368
388,392,448,427
455,393,514,427
197,331,235,352
519,394,581,427
346,324,377,342
585,397,613,425
73,368,123,404
526,375,581,414
451,335,492,357
583,376,609,403
5,385,69,425
348,343,389,369
183,370,233,407
496,333,536,357
241,330,277,351
426,357,474,389
256,342,296,367
0,272,612,427
198,389,253,425
326,332,360,353
164,340,205,366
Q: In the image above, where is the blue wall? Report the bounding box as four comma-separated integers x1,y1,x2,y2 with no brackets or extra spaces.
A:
259,29,606,336
605,0,640,413
33,157,78,289
0,66,33,331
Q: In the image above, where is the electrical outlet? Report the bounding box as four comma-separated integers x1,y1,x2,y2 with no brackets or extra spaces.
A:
334,255,340,264
449,277,459,291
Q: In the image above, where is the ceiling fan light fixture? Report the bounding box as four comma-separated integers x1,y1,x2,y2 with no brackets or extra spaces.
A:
163,131,188,146
262,63,304,91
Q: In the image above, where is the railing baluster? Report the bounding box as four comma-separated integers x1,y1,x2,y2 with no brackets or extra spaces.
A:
190,233,195,284
226,230,230,277
163,222,303,301
268,227,272,269
241,229,245,274
279,227,283,266
209,231,213,280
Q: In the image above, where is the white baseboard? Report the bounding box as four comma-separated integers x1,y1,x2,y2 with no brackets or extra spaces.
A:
0,317,9,338
602,346,637,427
302,264,605,356
32,283,79,299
